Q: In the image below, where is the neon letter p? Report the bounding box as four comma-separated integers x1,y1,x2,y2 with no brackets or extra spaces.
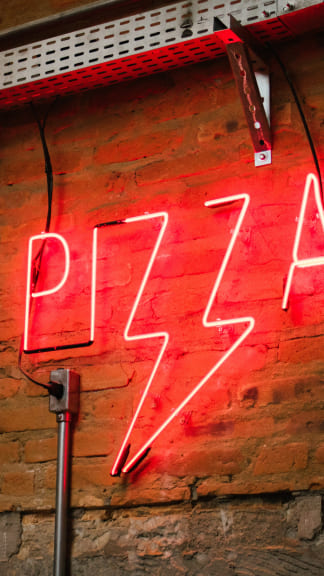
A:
24,233,70,351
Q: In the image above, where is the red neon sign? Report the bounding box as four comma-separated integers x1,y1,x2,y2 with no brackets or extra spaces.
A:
23,173,322,472
24,231,96,353
24,233,70,351
110,212,169,476
282,173,324,310
117,195,255,475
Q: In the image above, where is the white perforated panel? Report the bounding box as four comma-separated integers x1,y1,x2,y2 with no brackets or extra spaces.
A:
0,0,321,108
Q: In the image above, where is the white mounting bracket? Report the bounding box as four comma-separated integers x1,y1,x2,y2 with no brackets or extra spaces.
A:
218,15,272,167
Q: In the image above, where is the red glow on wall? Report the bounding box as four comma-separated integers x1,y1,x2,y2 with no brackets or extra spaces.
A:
110,212,169,477
118,195,255,475
24,233,70,351
24,231,96,353
282,173,324,310
22,172,323,475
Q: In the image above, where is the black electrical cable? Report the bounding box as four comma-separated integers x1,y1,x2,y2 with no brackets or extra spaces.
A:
18,99,63,399
29,101,55,286
18,342,63,398
31,100,55,233
268,43,323,203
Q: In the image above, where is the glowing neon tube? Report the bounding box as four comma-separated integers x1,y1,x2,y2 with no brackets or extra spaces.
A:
110,212,169,476
121,195,255,474
90,227,98,343
24,233,70,351
282,173,324,310
24,229,98,353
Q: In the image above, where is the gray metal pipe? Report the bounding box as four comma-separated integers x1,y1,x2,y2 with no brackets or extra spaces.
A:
54,412,73,576
49,370,80,576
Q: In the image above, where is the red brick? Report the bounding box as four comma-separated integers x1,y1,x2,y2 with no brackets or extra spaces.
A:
44,463,57,490
0,317,21,343
254,443,309,475
82,389,134,429
154,447,243,476
135,145,239,186
315,445,324,464
70,461,115,490
0,378,21,399
22,379,49,397
274,102,293,127
0,398,56,432
110,474,190,507
72,492,106,508
79,362,131,392
233,418,274,439
220,344,268,377
144,69,234,125
256,372,324,407
0,2,63,30
197,473,324,496
197,477,293,498
287,410,324,437
278,335,324,363
2,468,34,495
2,144,92,184
72,426,113,457
45,459,116,491
24,436,57,463
95,128,183,165
0,442,20,466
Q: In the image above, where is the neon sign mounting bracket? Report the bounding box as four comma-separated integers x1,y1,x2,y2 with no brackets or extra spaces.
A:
218,15,272,167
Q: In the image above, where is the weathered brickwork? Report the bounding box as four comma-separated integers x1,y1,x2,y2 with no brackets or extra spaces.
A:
0,7,323,573
1,493,323,575
0,0,96,32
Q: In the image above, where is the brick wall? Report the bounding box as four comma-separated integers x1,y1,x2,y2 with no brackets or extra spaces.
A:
0,0,96,31
0,14,323,575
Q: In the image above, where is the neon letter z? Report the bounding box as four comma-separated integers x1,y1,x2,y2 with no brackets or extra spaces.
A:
118,195,254,474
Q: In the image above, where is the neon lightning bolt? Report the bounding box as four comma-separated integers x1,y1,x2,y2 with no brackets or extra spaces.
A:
118,194,255,475
282,173,324,310
110,212,169,476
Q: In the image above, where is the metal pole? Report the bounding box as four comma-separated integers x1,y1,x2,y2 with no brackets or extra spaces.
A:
49,369,80,576
54,412,73,576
